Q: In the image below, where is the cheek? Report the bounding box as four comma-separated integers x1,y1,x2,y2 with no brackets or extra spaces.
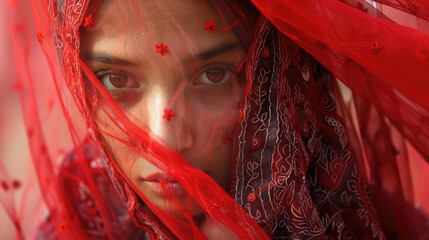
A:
189,102,238,157
191,76,245,134
100,129,135,175
209,144,233,190
190,103,238,190
193,76,245,111
92,107,137,176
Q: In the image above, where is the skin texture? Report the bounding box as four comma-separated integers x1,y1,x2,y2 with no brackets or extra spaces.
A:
80,0,246,236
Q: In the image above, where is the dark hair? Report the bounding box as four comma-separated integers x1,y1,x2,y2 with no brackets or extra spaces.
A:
71,0,259,50
210,0,260,50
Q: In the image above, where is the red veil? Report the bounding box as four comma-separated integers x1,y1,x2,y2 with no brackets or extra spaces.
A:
4,0,429,239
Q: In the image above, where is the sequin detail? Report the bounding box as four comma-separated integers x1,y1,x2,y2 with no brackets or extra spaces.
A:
162,108,175,121
156,43,169,55
204,19,217,33
83,14,95,28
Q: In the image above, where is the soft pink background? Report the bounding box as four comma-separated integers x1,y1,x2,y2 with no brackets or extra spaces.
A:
0,1,26,238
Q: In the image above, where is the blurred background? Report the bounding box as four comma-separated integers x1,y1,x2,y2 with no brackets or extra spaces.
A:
0,0,70,238
0,0,29,238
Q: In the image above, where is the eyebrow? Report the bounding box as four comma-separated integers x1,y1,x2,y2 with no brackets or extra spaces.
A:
85,53,137,66
85,42,242,66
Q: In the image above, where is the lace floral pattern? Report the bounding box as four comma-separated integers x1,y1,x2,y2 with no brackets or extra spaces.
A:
233,18,385,239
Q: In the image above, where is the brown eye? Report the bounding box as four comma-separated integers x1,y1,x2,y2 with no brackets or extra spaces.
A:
206,69,225,83
109,75,127,88
96,72,139,90
197,66,232,86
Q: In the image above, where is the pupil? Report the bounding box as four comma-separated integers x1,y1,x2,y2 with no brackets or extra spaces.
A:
110,75,127,88
207,69,225,83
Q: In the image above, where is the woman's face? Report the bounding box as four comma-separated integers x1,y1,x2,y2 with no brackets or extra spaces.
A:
80,0,246,216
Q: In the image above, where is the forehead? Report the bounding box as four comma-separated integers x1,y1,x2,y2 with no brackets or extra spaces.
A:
80,0,240,59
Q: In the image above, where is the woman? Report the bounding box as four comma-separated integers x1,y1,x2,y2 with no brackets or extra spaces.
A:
6,0,429,239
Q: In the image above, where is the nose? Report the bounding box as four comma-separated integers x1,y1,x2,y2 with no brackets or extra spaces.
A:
143,84,193,153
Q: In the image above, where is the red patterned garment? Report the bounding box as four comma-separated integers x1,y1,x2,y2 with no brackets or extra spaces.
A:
232,19,385,239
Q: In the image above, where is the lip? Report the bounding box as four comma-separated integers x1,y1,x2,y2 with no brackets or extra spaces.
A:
143,173,177,182
141,171,212,197
141,173,186,197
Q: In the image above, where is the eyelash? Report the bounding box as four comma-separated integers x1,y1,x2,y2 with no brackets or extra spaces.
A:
95,70,139,90
194,63,235,87
94,63,237,91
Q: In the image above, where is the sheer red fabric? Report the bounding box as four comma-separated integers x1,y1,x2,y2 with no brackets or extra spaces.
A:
251,0,429,157
4,0,429,239
250,0,429,238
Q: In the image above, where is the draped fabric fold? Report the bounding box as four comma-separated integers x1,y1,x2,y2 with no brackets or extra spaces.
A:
251,0,429,157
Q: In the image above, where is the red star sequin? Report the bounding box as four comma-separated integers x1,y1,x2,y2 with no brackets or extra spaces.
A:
223,133,232,144
37,32,43,42
156,43,169,56
204,19,217,33
162,108,175,121
84,14,95,28
1,181,8,191
370,41,382,54
58,223,67,232
12,180,21,189
159,178,168,190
